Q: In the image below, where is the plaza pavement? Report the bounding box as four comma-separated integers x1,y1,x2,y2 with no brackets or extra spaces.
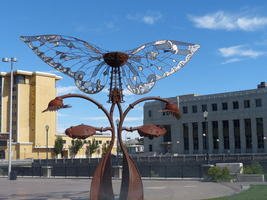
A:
0,178,246,200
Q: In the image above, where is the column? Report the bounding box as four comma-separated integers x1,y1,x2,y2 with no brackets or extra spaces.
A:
207,121,213,154
229,120,235,153
263,117,267,153
177,123,184,154
171,123,180,154
251,118,258,153
239,119,246,153
218,121,224,154
198,122,203,154
188,122,193,154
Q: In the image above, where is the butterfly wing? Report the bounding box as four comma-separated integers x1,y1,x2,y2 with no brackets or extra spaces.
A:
123,40,200,94
20,35,110,94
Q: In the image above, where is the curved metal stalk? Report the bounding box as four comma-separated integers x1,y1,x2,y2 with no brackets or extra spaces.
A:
116,103,143,200
116,96,175,200
56,94,116,200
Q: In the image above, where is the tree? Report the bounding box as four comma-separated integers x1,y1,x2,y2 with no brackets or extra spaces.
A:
102,142,109,156
54,137,64,158
70,139,84,158
86,139,99,158
243,162,264,174
207,166,232,182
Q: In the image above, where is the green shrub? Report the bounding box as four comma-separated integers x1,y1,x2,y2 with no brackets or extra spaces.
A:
243,162,264,174
207,166,232,181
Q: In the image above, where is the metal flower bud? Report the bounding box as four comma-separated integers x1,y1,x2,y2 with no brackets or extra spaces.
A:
65,124,96,139
162,101,181,119
136,124,166,139
42,97,71,112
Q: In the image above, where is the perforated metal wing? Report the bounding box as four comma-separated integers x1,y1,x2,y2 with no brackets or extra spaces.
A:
20,35,200,95
124,40,200,94
20,35,109,94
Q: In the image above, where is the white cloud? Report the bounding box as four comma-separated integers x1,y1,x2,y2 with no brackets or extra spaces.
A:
127,11,162,25
218,45,267,64
189,11,267,31
221,58,242,65
218,45,265,58
57,86,79,95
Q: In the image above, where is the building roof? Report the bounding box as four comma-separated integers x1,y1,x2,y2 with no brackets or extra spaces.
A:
0,70,62,80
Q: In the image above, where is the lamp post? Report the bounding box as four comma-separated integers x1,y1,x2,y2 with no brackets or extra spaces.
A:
45,125,49,167
203,110,209,164
116,119,120,157
2,57,17,180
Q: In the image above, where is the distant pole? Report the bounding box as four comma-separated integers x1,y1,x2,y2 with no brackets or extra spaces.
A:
116,119,119,157
45,125,49,167
2,57,17,180
203,111,209,164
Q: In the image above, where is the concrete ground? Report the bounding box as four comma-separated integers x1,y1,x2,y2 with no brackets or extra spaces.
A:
0,178,246,200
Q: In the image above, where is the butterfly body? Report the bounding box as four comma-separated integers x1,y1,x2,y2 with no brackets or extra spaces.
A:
103,52,129,67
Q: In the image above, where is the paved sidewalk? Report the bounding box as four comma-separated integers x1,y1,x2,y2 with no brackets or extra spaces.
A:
0,178,244,200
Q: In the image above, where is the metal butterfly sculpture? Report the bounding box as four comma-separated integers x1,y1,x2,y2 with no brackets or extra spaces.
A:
21,35,200,200
20,35,200,101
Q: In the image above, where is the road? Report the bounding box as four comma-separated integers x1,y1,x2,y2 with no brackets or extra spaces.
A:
0,178,243,200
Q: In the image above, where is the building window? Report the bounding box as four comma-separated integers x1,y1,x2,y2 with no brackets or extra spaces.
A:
223,120,229,150
149,144,153,152
148,110,152,117
0,150,5,159
244,119,252,149
256,118,264,149
244,100,250,108
233,120,241,149
233,101,239,109
182,106,188,114
0,141,7,146
192,122,199,151
192,105,197,113
163,125,171,142
222,102,228,110
15,75,25,84
255,99,262,107
212,121,219,150
212,103,217,111
202,104,207,112
183,123,189,151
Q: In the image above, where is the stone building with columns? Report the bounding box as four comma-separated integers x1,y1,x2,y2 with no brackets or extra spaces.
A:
143,82,267,155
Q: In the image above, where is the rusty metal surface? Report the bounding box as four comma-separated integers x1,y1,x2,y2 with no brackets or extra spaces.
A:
65,124,96,139
42,97,71,112
103,52,129,67
41,94,181,200
162,101,181,119
136,124,167,139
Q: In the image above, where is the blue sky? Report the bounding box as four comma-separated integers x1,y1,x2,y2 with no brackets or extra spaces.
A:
1,0,267,138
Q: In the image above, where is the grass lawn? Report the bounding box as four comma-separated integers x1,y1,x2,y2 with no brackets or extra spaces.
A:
206,185,267,200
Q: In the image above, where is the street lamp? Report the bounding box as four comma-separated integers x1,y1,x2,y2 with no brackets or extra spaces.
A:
2,57,17,180
45,125,49,167
203,110,209,164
